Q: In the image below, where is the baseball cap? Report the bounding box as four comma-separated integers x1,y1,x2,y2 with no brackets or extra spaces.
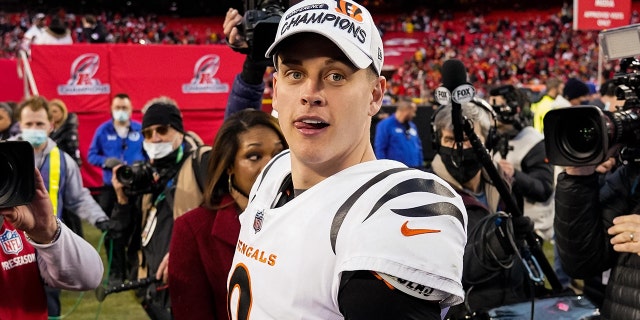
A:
34,13,45,20
265,0,384,75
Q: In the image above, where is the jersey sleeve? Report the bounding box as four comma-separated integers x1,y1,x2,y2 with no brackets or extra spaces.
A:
334,169,467,307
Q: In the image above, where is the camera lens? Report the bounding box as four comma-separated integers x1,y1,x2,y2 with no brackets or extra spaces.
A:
560,116,602,160
116,166,135,185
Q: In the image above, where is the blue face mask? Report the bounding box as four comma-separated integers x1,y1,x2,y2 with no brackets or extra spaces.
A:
112,110,130,122
22,128,48,147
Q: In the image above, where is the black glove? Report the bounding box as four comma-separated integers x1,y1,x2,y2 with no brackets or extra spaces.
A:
95,219,123,239
104,157,123,170
511,215,534,239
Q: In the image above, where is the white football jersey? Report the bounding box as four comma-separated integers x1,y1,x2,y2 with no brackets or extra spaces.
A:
228,150,467,319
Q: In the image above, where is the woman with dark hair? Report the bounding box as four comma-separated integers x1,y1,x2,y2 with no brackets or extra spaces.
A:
167,109,287,319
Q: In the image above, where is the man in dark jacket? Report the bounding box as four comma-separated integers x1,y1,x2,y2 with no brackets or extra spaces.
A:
430,98,534,319
489,86,555,241
80,14,107,43
555,162,640,319
110,97,203,320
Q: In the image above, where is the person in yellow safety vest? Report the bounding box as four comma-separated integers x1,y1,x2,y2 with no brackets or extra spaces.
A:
13,95,112,318
530,77,563,134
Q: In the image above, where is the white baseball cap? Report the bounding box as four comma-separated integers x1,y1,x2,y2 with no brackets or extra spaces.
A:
265,0,384,75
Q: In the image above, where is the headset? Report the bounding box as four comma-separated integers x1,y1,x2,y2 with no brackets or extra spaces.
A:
430,96,499,153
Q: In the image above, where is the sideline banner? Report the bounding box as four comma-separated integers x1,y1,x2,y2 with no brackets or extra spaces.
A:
109,45,244,111
574,0,631,30
31,44,111,112
27,44,244,188
0,59,23,102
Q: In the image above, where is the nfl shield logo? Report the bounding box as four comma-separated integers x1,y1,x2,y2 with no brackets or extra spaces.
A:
253,210,264,233
1,229,23,255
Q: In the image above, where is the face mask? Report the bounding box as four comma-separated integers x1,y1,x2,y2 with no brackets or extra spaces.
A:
439,146,483,184
113,110,130,122
21,128,48,147
144,141,175,160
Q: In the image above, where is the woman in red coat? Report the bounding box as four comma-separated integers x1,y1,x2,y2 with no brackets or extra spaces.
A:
168,110,287,319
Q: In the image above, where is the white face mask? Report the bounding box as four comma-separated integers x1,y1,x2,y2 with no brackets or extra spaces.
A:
112,110,130,122
21,128,48,147
143,141,174,159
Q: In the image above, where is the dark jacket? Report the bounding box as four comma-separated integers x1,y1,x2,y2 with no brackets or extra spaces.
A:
430,156,531,318
555,165,640,320
50,113,81,166
110,141,198,320
168,196,240,320
81,22,107,43
224,73,264,120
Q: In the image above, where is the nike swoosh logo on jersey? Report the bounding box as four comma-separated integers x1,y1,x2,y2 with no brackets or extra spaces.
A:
400,221,441,236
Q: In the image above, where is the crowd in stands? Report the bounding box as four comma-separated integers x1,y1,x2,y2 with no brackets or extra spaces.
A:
0,10,225,59
378,5,640,102
2,3,640,101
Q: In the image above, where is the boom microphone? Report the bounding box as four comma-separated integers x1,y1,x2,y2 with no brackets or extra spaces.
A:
435,59,476,166
95,277,161,302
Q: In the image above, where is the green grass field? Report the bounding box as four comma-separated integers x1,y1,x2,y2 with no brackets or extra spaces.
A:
58,223,149,320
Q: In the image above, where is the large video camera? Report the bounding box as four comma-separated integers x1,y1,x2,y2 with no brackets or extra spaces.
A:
0,141,35,208
237,0,286,62
115,161,156,196
544,24,640,166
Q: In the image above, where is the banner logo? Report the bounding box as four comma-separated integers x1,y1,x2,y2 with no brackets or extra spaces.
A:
0,229,23,255
57,53,111,95
182,54,230,94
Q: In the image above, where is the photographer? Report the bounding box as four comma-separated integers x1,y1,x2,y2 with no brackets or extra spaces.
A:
429,98,534,319
0,167,103,319
223,1,299,118
110,97,205,320
554,161,640,319
12,95,111,317
490,86,555,241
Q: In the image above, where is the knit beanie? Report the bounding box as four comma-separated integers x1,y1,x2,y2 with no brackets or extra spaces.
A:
563,78,590,101
142,102,184,133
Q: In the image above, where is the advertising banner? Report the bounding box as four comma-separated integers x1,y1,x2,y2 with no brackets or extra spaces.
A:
27,44,244,188
31,44,111,112
109,45,244,111
574,0,631,30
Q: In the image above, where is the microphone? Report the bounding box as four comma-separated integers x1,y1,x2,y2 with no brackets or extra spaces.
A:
95,277,161,302
435,59,476,167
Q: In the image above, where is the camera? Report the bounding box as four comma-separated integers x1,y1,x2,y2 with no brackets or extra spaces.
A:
489,85,532,128
544,25,640,166
115,161,156,196
544,60,640,166
0,141,35,208
237,0,286,62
